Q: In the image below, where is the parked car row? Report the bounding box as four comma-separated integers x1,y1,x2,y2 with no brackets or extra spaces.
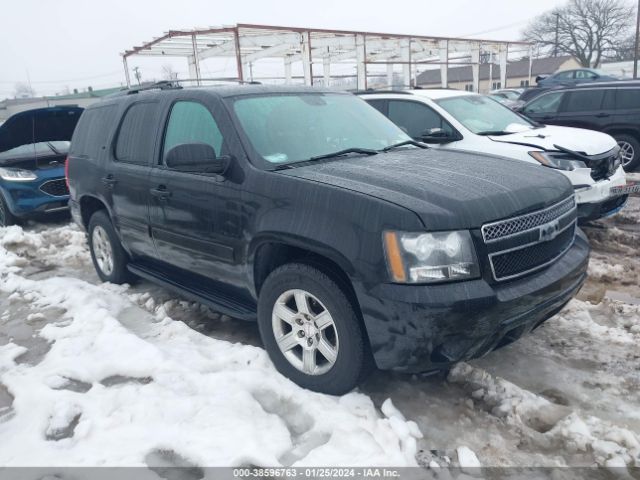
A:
360,89,629,221
1,83,636,394
518,81,640,171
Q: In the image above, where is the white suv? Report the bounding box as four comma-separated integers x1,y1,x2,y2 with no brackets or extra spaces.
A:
360,89,628,221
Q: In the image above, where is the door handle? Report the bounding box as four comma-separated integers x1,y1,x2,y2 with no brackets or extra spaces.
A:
595,113,610,118
150,186,172,200
102,175,117,189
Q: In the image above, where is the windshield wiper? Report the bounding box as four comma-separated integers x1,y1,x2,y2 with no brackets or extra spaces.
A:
308,147,378,161
381,140,429,152
476,130,515,136
272,147,378,171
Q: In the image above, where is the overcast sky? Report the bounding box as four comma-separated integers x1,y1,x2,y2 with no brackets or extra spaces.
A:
0,0,567,99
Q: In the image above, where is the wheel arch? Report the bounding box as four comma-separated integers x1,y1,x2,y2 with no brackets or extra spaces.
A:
604,127,640,142
249,234,360,314
78,194,110,229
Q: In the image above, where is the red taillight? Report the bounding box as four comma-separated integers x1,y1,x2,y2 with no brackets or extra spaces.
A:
64,156,70,188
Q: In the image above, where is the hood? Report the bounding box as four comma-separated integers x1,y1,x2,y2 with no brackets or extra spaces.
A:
279,149,573,230
488,125,617,155
0,106,83,154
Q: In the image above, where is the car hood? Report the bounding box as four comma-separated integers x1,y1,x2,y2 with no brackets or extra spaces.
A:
488,125,617,155
0,106,83,154
279,149,573,230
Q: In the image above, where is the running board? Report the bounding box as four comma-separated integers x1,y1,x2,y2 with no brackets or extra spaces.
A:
127,263,256,320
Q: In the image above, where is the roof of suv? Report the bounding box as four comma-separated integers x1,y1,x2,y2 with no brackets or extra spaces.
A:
571,80,640,89
105,84,338,101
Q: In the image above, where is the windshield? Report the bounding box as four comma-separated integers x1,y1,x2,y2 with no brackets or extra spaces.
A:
435,94,535,134
232,93,410,166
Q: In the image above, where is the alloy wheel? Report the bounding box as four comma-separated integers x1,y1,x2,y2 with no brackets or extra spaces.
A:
271,289,339,376
92,225,114,276
618,140,635,168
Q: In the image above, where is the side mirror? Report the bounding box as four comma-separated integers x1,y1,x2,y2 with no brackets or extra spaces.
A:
165,143,227,174
420,128,457,144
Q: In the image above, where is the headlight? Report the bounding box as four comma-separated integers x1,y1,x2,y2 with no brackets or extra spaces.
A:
0,167,37,181
529,151,587,171
383,230,480,284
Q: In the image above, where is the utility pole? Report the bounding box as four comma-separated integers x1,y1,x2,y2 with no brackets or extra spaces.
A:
553,12,560,57
634,0,640,78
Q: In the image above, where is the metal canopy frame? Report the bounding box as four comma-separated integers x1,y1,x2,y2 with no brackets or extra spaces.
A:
122,23,533,91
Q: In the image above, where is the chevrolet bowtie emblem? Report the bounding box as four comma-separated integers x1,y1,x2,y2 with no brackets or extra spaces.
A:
539,220,561,242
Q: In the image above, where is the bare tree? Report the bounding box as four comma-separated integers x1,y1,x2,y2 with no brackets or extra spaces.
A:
14,82,36,98
523,0,636,67
161,64,179,81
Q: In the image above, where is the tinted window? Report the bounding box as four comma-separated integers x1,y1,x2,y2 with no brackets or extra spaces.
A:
563,90,605,112
615,88,640,110
387,100,454,138
70,105,118,159
367,99,386,115
523,91,565,114
163,101,224,162
115,102,160,164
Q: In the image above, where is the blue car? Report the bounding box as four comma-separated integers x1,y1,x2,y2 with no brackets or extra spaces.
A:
0,106,83,226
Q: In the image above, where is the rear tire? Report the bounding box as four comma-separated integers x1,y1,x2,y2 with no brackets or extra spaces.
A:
614,134,640,171
257,263,369,395
88,210,133,284
0,193,18,227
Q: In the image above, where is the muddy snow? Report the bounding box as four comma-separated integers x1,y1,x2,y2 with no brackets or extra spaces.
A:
0,194,639,473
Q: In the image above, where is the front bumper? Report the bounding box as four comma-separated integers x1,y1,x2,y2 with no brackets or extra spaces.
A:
354,230,589,372
577,194,628,222
570,165,626,205
0,168,69,219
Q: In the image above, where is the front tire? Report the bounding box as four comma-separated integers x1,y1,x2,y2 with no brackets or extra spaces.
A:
88,210,133,284
257,263,369,395
0,193,18,227
614,134,640,171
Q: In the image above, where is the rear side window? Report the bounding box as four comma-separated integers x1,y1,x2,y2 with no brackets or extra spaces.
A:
523,91,565,114
563,90,605,112
163,101,224,162
615,88,640,110
555,71,574,80
115,102,160,164
70,105,118,158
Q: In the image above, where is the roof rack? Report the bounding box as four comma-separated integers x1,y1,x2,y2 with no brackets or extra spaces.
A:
114,78,263,97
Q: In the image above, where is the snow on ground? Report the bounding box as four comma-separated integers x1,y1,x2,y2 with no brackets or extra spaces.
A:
0,196,639,472
0,225,421,468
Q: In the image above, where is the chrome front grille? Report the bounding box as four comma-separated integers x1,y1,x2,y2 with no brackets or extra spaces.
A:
482,196,577,282
482,196,575,242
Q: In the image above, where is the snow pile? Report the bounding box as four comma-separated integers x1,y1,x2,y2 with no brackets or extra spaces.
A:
449,361,640,469
0,224,422,467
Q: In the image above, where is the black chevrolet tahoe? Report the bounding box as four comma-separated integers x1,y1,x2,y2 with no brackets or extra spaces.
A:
67,84,589,394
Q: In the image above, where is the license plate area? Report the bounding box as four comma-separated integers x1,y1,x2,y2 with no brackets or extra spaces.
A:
610,182,640,196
